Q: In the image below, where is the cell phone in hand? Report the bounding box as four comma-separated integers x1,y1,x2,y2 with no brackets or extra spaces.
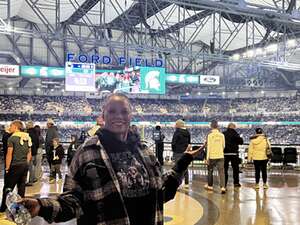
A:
192,146,201,150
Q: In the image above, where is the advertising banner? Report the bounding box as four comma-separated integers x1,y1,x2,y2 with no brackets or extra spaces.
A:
0,64,19,76
200,75,220,85
166,74,199,84
21,66,65,78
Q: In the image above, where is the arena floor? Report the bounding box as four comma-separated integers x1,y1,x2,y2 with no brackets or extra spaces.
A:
0,165,300,225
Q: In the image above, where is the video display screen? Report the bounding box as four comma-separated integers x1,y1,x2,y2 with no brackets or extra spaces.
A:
65,62,96,92
95,67,140,93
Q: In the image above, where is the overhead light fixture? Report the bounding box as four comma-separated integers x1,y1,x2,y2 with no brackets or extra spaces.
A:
255,48,264,55
185,92,190,96
36,88,41,91
287,39,297,48
235,91,239,95
265,44,278,53
261,90,265,94
232,54,240,61
51,89,54,92
222,92,226,95
62,89,65,93
8,87,13,91
197,92,201,95
246,50,255,58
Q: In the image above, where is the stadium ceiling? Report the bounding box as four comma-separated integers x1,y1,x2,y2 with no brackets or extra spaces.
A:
1,0,300,79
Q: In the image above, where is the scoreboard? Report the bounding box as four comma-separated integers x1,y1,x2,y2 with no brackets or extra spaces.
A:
65,62,96,92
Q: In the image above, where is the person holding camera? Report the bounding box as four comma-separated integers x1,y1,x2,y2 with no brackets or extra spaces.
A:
18,94,201,225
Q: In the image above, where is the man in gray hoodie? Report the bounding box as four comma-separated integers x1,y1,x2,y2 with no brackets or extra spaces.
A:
45,118,58,171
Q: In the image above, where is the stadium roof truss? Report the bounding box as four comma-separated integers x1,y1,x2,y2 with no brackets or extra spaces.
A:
0,0,300,88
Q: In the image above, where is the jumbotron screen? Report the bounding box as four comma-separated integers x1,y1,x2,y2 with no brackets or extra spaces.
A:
65,62,96,92
95,67,141,93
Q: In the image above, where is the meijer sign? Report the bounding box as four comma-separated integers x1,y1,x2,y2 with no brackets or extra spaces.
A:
0,64,20,76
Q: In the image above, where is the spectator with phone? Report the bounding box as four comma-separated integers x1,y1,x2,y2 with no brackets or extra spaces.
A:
19,94,201,225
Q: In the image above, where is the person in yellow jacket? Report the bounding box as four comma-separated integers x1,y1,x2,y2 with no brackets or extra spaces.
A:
248,128,271,190
205,120,226,194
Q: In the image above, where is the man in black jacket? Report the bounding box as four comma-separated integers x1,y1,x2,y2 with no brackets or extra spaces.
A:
153,125,165,165
26,121,40,185
223,123,243,188
45,118,58,171
172,119,191,185
1,125,12,171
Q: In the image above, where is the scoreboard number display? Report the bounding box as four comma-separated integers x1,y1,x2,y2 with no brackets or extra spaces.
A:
65,62,96,92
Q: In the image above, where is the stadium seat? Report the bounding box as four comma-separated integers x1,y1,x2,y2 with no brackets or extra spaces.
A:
270,147,283,164
283,147,297,168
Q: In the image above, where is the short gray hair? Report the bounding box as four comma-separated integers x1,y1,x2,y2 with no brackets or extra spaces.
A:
210,120,218,129
103,93,132,112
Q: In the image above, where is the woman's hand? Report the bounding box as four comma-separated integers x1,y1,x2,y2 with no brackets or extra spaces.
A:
19,198,41,217
184,144,203,158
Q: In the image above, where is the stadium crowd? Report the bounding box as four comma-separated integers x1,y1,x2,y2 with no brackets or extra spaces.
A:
1,95,300,115
1,95,300,144
1,123,298,145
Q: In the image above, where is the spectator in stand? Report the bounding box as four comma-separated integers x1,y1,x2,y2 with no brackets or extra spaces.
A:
129,124,140,141
67,134,79,166
172,119,191,186
205,120,226,194
153,125,165,165
1,95,300,144
0,120,32,212
223,123,244,188
248,128,271,190
45,118,58,171
78,130,87,144
49,138,64,183
26,121,39,186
